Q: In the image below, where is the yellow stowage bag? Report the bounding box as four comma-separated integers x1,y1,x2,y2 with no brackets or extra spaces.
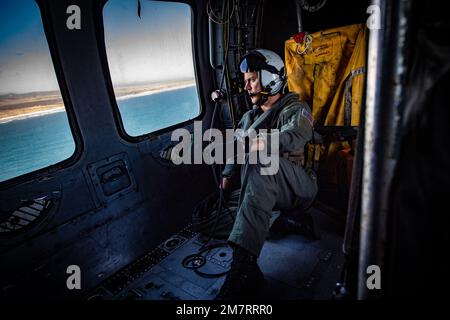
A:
285,23,366,126
285,24,367,185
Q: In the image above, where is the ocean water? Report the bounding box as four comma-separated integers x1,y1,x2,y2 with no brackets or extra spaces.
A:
0,86,200,182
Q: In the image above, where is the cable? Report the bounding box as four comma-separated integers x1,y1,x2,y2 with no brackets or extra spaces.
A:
182,242,231,278
181,1,236,277
209,0,234,207
224,2,237,127
206,0,235,25
207,0,233,221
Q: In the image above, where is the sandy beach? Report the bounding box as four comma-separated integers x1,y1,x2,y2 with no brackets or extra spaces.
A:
0,79,196,124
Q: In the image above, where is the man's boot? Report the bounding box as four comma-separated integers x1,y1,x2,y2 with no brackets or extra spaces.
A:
215,246,264,300
269,214,319,239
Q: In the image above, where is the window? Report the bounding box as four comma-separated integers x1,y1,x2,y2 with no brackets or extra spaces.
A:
0,1,76,182
103,0,200,137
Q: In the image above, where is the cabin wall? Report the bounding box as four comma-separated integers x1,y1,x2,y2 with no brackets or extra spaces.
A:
0,0,216,299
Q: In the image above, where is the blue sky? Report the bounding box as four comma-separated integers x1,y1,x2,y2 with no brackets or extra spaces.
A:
0,0,58,94
0,0,195,95
103,0,195,86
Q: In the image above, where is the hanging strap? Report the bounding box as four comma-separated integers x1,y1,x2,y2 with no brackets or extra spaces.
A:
344,67,365,127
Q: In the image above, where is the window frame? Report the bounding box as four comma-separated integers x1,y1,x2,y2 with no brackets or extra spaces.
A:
99,0,206,142
0,0,84,187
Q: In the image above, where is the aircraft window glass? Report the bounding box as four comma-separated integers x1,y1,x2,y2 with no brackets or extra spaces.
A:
103,0,200,137
0,1,76,183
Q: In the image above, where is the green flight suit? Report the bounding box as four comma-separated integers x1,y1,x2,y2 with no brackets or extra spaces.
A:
223,92,318,257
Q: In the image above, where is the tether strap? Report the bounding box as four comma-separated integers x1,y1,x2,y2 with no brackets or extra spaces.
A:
344,67,365,127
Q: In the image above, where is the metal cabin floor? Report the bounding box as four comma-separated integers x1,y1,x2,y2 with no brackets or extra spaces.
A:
87,206,344,300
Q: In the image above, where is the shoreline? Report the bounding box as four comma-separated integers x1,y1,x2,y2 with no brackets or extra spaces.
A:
0,106,66,124
0,81,196,124
116,83,195,101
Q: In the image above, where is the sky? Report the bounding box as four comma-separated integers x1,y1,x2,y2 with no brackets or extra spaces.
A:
0,0,195,95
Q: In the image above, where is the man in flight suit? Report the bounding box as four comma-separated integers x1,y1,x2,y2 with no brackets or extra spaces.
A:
215,49,318,300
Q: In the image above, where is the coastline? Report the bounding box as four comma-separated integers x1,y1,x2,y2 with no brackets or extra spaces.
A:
116,83,195,101
0,80,196,124
0,106,65,124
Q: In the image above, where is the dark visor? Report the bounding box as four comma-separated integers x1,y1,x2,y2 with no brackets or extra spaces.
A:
239,51,267,73
239,51,280,75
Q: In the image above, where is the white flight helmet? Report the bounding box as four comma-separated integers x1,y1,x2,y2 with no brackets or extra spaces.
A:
239,48,287,96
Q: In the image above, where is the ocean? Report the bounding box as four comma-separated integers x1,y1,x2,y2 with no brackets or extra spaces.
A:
0,86,200,182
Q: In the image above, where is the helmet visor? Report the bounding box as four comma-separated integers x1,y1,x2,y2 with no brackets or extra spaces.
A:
239,51,266,73
240,51,281,75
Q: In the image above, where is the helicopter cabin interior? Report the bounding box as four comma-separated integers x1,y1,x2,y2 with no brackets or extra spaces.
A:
0,0,448,300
